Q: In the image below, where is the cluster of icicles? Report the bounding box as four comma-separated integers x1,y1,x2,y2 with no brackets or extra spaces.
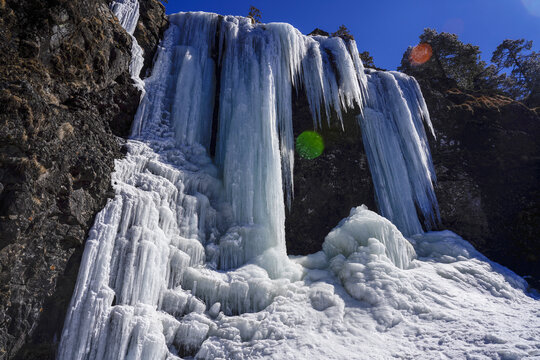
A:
58,5,441,360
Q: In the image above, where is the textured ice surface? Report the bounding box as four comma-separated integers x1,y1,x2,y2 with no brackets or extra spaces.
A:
131,11,373,268
110,0,145,90
110,0,140,34
322,205,416,269
196,227,539,360
58,9,539,360
361,70,439,236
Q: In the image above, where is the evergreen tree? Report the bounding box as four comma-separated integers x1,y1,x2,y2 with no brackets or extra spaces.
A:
399,28,493,91
491,39,540,101
359,51,375,68
331,25,354,41
247,6,262,24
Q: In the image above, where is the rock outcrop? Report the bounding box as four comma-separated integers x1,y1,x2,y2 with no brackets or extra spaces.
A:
423,87,540,289
0,0,166,358
134,0,169,78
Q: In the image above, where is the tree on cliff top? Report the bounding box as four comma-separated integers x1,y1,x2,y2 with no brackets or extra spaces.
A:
359,51,375,68
359,51,387,71
491,39,540,102
399,29,540,104
398,28,492,91
332,25,354,41
248,6,262,24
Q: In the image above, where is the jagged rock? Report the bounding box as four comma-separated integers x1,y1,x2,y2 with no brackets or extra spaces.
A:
308,28,329,37
134,0,169,77
0,0,166,358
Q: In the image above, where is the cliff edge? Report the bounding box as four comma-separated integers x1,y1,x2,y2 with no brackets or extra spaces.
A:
0,0,166,358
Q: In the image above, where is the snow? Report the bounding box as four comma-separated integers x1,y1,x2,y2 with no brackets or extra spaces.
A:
197,226,539,360
57,8,540,360
322,205,416,269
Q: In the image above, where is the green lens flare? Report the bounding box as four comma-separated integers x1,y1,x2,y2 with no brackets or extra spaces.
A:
296,131,324,159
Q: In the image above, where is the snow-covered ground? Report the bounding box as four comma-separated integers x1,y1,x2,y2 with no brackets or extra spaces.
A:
199,224,540,359
58,140,540,360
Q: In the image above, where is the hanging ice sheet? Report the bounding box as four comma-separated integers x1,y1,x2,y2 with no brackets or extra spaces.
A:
131,11,372,267
361,69,440,236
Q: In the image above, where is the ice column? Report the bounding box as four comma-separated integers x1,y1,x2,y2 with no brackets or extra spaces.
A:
360,70,440,236
133,12,370,270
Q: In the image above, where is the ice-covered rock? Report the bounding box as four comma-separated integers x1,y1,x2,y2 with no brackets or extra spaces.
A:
323,205,416,269
111,0,146,91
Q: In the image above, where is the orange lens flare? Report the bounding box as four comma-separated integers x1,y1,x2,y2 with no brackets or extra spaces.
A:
409,43,433,66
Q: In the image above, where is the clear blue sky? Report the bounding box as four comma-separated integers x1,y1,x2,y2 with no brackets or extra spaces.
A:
164,0,540,70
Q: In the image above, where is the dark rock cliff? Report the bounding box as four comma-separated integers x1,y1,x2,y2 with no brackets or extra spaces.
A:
134,0,169,77
422,87,540,289
0,0,166,358
286,89,376,255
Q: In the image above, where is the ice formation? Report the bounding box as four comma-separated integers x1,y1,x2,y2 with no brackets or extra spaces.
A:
361,70,440,236
110,0,146,91
58,7,539,360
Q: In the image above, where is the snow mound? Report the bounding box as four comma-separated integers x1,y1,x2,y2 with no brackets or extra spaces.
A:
322,205,416,269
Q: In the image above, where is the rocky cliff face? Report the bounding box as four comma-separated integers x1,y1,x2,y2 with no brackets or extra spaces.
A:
286,90,376,255
0,0,166,358
134,0,168,78
422,86,540,289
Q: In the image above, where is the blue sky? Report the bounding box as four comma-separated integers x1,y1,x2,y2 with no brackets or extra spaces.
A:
164,0,540,70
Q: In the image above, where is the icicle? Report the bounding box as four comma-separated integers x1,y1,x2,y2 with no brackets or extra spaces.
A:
360,70,440,235
137,12,371,264
110,0,139,34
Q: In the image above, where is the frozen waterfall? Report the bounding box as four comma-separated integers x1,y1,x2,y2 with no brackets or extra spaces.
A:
361,70,440,236
110,0,146,91
58,8,538,360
